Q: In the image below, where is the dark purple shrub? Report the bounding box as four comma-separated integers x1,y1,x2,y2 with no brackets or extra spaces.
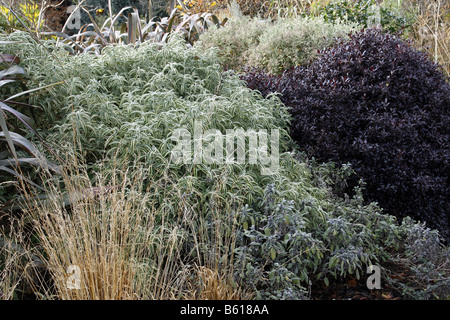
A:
242,28,450,240
240,67,282,98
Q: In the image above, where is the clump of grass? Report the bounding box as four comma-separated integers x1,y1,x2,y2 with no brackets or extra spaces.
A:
0,229,27,300
406,0,449,76
15,154,188,300
183,264,254,300
0,209,48,300
9,149,258,299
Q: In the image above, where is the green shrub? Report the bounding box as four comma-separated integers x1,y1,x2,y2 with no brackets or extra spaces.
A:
198,16,358,74
234,172,450,299
387,217,450,300
320,0,410,34
233,179,387,299
246,16,358,74
196,16,266,71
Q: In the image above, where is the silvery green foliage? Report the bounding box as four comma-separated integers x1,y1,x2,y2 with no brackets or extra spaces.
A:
233,185,314,299
390,218,450,300
404,220,444,262
0,32,289,166
233,183,380,299
234,179,449,299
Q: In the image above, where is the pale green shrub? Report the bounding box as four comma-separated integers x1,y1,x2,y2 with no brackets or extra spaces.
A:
197,16,267,70
247,17,358,74
198,16,359,74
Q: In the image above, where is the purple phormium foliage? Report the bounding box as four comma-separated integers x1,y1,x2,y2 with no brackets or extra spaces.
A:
241,28,450,241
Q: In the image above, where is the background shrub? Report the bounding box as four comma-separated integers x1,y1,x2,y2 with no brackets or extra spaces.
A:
196,16,267,71
246,16,357,74
244,28,450,241
0,1,43,32
198,16,358,74
320,0,410,34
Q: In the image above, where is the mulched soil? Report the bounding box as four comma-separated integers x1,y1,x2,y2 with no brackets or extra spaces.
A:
311,276,403,300
311,259,418,300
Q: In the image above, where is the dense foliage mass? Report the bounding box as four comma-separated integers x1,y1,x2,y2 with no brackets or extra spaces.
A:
243,28,450,241
320,0,410,34
1,30,448,299
197,16,358,74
